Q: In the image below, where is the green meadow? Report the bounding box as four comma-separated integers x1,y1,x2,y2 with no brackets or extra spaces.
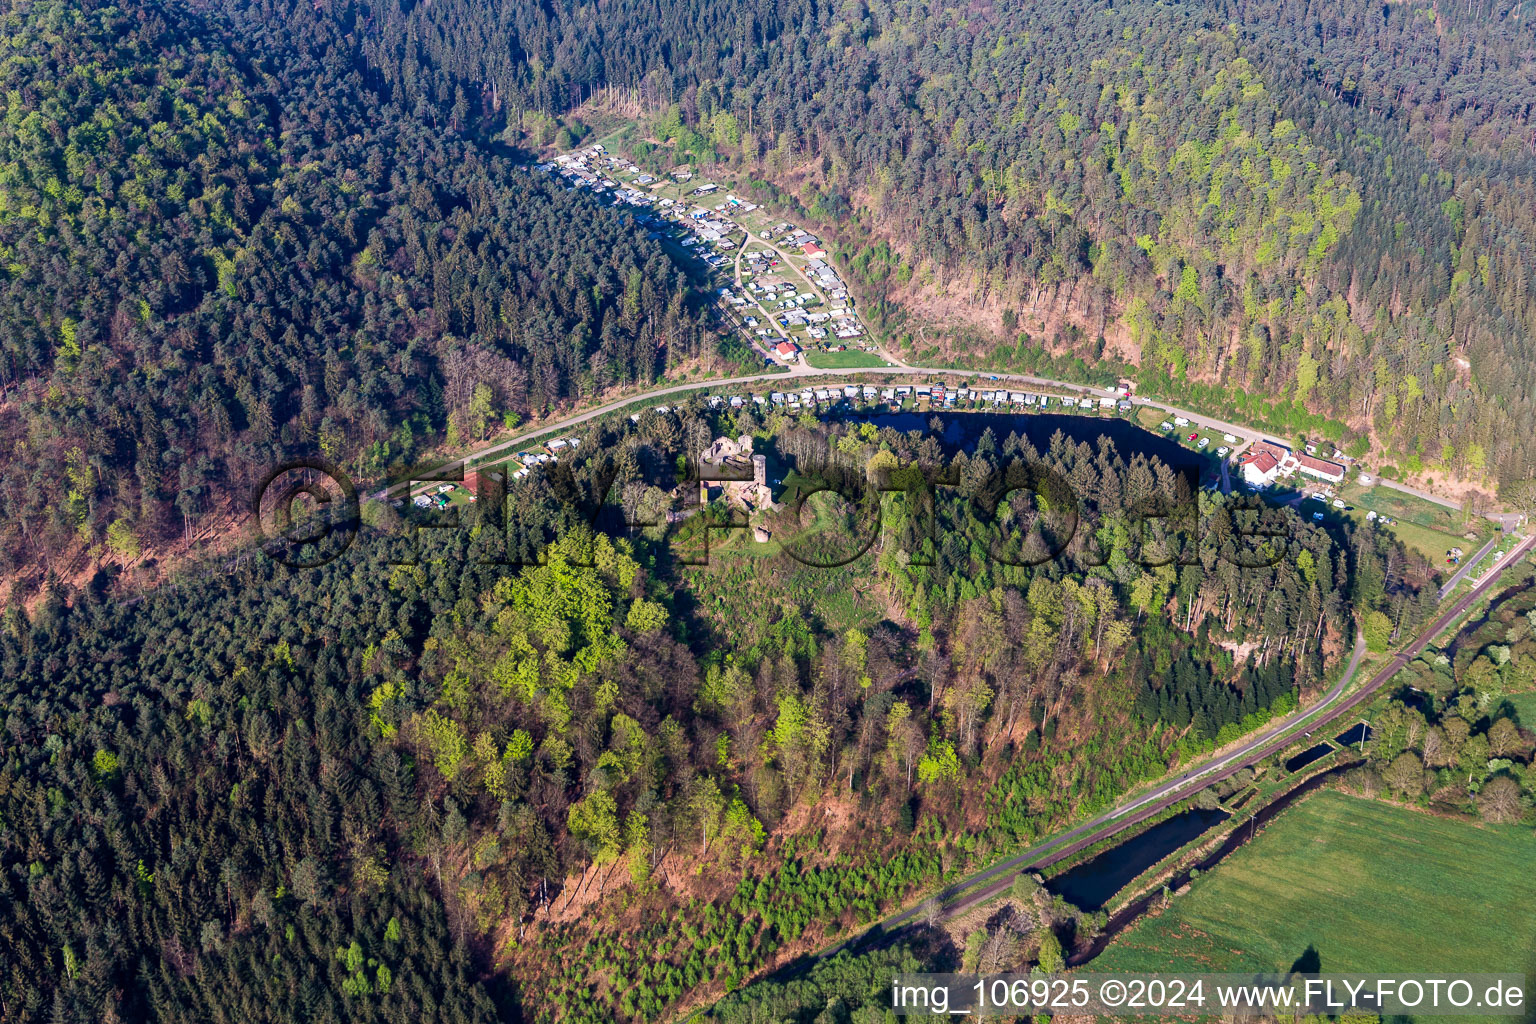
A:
1094,790,1536,1013
1501,690,1536,729
802,349,888,369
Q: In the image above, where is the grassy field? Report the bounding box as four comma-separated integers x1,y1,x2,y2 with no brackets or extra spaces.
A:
1094,790,1536,1002
1501,690,1536,728
802,350,887,369
1376,516,1473,565
1337,482,1485,564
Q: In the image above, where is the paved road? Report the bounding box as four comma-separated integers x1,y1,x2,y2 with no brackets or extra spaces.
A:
1125,396,1260,450
1438,531,1509,600
815,531,1533,960
560,150,1502,520
730,242,794,357
376,365,1269,499
1376,476,1460,511
739,232,907,368
365,258,1531,959
1373,476,1520,532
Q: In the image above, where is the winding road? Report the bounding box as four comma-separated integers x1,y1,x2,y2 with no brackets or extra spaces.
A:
400,161,1533,998
372,342,1529,906
369,314,1532,982
362,249,1530,950
376,364,1268,501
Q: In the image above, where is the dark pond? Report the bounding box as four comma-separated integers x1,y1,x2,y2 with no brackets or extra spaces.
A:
1047,807,1230,912
1333,722,1374,748
1284,742,1334,773
1392,685,1434,715
864,411,1207,479
1069,764,1354,968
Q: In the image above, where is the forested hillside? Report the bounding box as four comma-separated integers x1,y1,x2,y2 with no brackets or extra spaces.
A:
8,0,1527,580
1357,579,1536,821
0,0,717,587
356,0,1536,490
0,399,1430,1021
2,0,1524,1019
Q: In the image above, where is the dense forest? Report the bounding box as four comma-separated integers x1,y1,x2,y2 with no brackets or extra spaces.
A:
352,0,1536,492
0,395,1429,1021
0,0,1519,1018
0,0,721,586
1351,573,1536,823
11,0,1531,590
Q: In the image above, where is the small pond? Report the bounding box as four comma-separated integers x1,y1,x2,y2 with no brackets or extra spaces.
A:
1332,722,1373,748
1048,807,1230,912
863,411,1206,478
1284,742,1334,773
